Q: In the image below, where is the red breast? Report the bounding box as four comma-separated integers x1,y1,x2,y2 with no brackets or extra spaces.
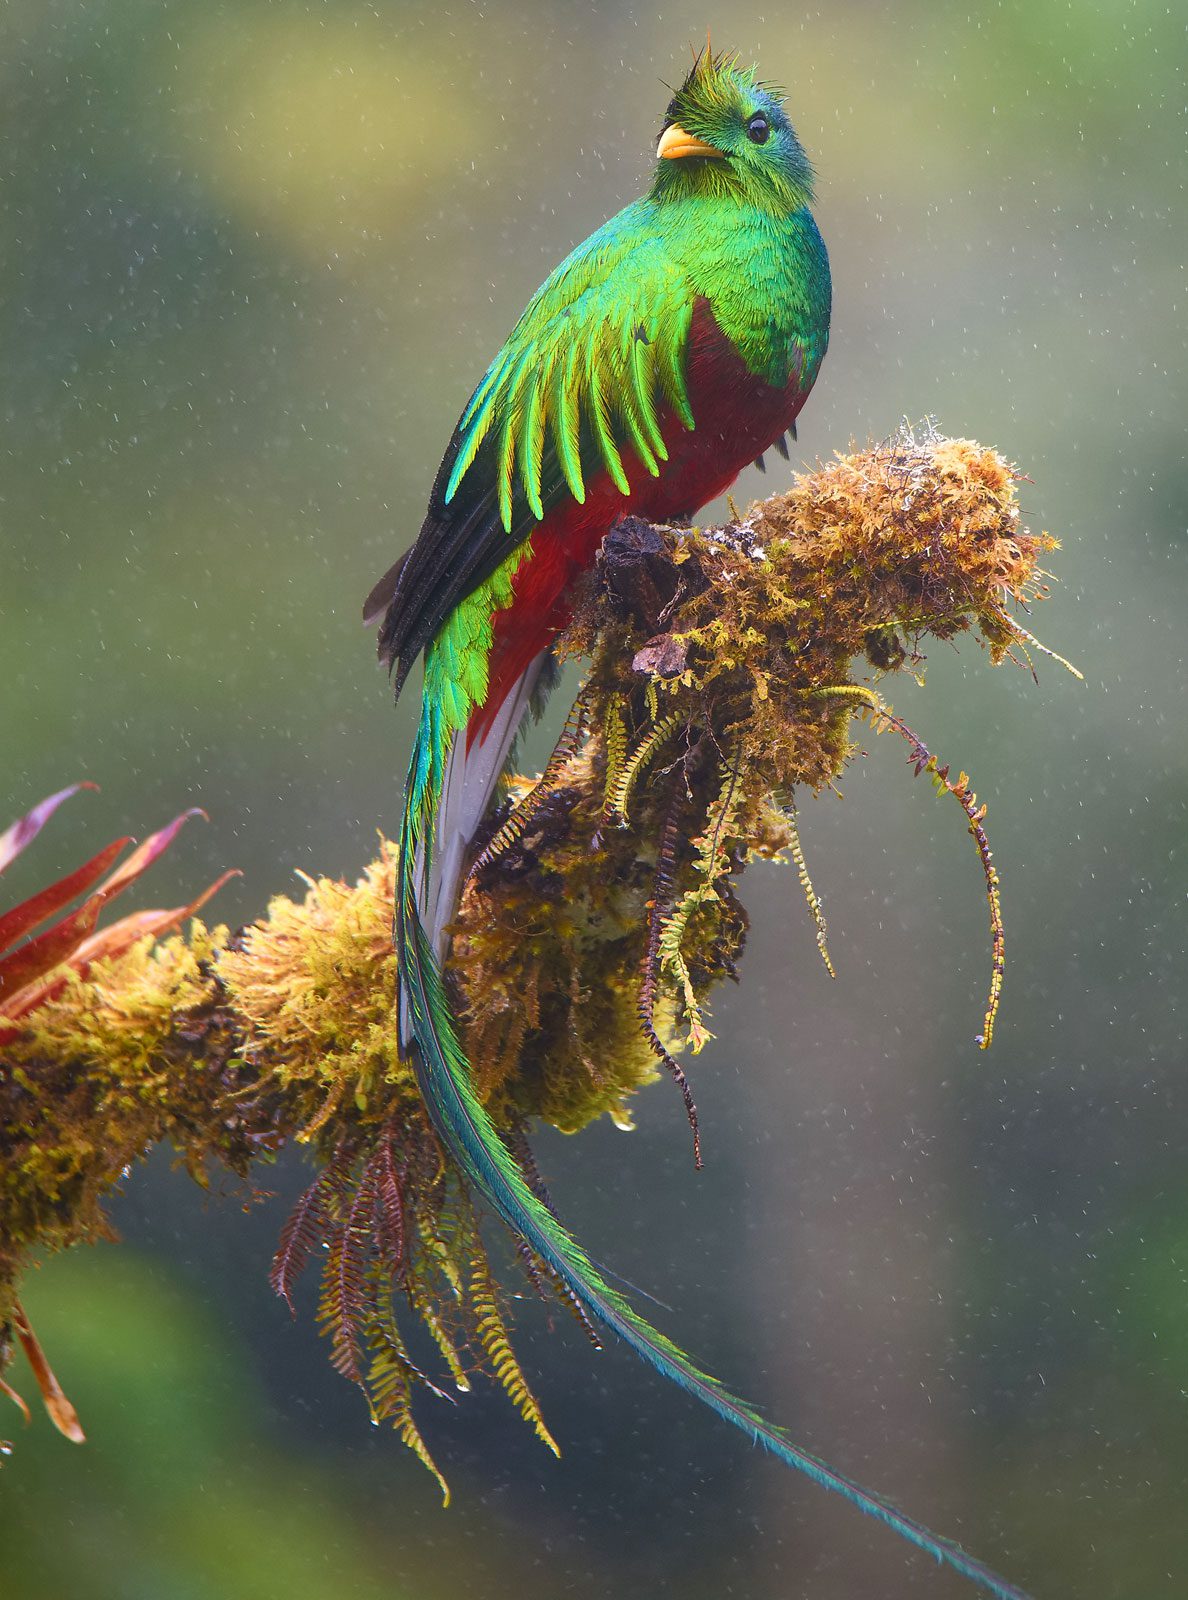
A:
468,298,811,747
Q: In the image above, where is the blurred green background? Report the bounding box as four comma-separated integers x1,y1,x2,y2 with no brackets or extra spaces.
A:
1,2,1185,1596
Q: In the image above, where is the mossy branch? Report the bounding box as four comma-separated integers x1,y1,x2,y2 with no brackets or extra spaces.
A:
0,423,1073,1486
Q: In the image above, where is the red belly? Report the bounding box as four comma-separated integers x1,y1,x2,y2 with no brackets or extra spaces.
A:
468,299,813,746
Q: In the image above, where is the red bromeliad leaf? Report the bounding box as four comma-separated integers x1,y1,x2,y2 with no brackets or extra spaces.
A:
0,869,239,1033
0,790,235,1040
11,1303,85,1444
0,1373,32,1428
0,887,110,999
0,809,208,1004
92,807,206,900
0,837,131,957
0,784,97,877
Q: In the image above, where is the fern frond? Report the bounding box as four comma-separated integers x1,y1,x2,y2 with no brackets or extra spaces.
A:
538,1264,603,1350
316,1165,374,1385
368,1131,408,1278
365,1313,451,1504
270,1165,335,1314
415,1191,466,1301
504,1121,555,1217
368,1271,452,1403
647,743,744,1054
785,803,835,979
637,781,701,1165
601,695,628,810
467,691,589,881
296,1073,347,1143
990,610,1082,681
656,887,715,1052
467,1250,560,1457
604,712,684,825
407,1280,471,1393
692,744,744,884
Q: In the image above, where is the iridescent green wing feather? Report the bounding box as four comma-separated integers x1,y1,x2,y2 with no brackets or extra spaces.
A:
377,201,695,698
448,207,695,520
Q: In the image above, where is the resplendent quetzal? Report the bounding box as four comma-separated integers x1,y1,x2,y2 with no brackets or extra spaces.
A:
367,51,1029,1600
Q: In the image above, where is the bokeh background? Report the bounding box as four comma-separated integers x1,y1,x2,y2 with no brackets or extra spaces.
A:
2,2,1185,1596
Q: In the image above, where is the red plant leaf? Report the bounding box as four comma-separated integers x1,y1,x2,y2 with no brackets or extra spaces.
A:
0,784,97,877
0,836,131,957
93,807,206,899
11,1303,85,1443
0,895,108,1001
0,869,239,1032
0,1373,31,1428
0,809,209,1004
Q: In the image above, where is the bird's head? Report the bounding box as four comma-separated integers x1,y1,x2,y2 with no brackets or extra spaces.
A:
650,49,815,213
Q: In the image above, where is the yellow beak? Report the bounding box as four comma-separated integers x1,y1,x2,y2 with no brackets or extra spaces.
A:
656,123,724,161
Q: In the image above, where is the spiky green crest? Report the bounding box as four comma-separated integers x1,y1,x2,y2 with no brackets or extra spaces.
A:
650,50,815,212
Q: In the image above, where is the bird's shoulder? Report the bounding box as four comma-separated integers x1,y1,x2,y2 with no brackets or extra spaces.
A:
442,199,702,526
505,198,694,349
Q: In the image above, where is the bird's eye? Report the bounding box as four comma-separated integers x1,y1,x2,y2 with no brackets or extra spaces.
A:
746,113,770,145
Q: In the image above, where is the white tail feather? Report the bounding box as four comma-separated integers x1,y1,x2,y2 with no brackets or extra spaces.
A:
400,658,547,1049
420,650,549,957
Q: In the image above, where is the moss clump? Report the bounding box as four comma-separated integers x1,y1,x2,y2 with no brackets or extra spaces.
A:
450,428,1065,1151
1,425,1073,1487
1,850,559,1489
218,846,412,1145
0,923,261,1309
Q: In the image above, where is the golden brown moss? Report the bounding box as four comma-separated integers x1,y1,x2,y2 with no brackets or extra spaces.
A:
451,428,1065,1142
0,923,260,1294
218,846,412,1142
1,426,1072,1482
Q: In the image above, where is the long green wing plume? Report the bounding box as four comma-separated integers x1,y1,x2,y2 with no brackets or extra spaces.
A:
396,720,1033,1600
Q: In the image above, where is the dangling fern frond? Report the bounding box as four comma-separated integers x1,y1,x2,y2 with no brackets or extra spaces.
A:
784,803,835,979
367,1130,408,1279
637,779,701,1165
270,1162,338,1314
601,694,629,811
365,1310,451,1503
316,1165,375,1385
466,1246,560,1457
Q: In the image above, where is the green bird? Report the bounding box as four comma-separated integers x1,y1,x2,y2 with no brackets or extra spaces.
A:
367,50,1029,1600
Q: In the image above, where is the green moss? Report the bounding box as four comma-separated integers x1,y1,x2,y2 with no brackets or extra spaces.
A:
1,426,1070,1480
451,428,1061,1138
217,845,415,1148
1,928,239,1286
